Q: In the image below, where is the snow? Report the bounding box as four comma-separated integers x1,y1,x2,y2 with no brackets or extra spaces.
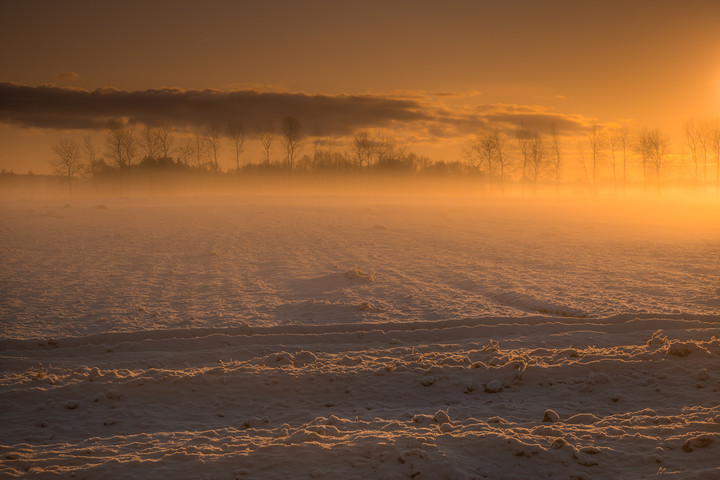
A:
1,194,719,479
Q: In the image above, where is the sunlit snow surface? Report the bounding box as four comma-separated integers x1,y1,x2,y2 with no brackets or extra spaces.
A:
1,196,719,479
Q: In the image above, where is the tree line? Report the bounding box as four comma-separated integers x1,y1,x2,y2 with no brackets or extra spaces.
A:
464,119,720,195
48,115,720,195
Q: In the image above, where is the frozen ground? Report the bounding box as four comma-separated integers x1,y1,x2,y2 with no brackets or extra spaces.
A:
1,195,719,479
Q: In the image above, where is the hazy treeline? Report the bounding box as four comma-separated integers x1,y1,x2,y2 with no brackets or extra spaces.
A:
40,115,720,196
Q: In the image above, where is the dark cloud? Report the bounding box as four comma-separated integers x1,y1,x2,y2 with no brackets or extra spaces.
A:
0,83,592,138
0,83,430,136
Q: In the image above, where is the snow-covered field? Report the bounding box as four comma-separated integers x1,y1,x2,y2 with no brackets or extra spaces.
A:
1,194,719,479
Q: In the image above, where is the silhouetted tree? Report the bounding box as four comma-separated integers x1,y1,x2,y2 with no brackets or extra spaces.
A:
83,136,103,179
608,127,622,195
588,125,603,191
709,120,720,193
493,132,508,183
550,124,562,190
229,123,245,172
577,143,591,186
194,132,208,170
206,125,222,171
516,126,532,194
467,132,495,177
467,130,506,190
640,128,670,191
683,119,701,186
51,137,83,195
698,121,711,191
311,128,323,171
158,123,174,161
372,134,402,167
281,116,302,172
139,125,162,161
176,138,194,167
528,132,548,188
105,120,136,169
372,136,418,172
257,120,275,166
352,130,374,168
616,126,630,196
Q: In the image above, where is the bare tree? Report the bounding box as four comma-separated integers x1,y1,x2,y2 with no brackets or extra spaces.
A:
105,120,136,169
281,116,302,172
588,125,604,192
466,133,494,177
528,132,548,188
311,128,323,171
352,130,374,168
616,126,630,196
157,123,174,160
515,126,532,194
638,129,650,192
698,121,711,191
194,132,208,170
257,120,275,166
372,133,399,167
139,125,162,161
640,128,670,191
228,123,245,172
83,135,103,179
51,137,83,195
684,119,701,187
467,130,506,190
709,120,720,193
608,128,622,195
492,131,508,188
176,138,195,167
550,123,562,191
206,125,222,171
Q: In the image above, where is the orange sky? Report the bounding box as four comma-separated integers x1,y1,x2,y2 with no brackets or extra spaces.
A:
1,0,720,173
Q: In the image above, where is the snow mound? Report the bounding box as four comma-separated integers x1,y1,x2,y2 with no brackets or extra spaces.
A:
491,290,587,318
345,266,374,281
666,341,711,358
262,352,295,367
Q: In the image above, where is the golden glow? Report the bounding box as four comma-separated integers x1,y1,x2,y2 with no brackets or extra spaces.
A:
1,1,720,177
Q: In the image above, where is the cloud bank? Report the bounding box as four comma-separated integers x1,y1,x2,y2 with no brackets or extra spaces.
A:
0,83,592,138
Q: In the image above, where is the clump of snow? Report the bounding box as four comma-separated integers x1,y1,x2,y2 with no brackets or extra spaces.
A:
357,301,385,312
565,413,600,424
682,434,716,452
666,341,710,358
345,266,374,281
293,351,317,366
484,379,503,393
491,290,587,318
105,390,122,400
647,329,668,348
262,352,295,367
543,409,561,423
411,414,433,424
433,410,451,425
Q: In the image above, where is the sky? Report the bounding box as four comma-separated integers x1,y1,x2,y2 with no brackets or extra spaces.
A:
2,0,720,173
